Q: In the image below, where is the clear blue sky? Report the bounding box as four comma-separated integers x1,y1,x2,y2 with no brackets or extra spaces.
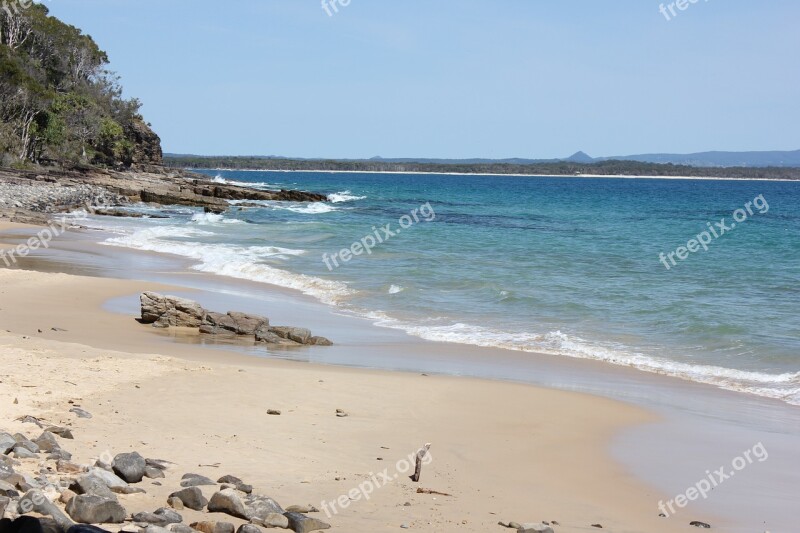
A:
44,0,799,159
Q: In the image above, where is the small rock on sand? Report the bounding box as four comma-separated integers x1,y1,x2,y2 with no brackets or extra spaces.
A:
190,522,235,533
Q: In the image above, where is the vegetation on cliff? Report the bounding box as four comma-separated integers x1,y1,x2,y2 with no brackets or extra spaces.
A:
0,5,161,169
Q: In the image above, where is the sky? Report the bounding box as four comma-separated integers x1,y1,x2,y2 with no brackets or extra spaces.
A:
42,0,800,159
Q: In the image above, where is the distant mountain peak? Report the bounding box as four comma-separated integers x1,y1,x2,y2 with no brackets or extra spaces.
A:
565,151,594,163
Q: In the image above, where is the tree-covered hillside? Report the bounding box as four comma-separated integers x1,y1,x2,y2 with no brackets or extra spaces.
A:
0,5,161,169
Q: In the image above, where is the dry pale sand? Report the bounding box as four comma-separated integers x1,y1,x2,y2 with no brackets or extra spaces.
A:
0,226,718,532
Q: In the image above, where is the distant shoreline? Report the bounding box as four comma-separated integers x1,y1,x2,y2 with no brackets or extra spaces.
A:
192,167,800,182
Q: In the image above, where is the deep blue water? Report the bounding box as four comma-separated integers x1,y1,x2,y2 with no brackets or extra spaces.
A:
86,170,800,404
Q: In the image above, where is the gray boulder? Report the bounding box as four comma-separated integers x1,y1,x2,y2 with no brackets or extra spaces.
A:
12,447,37,459
244,494,285,521
66,494,127,524
308,337,333,346
33,432,60,452
0,479,17,496
284,512,330,533
217,475,251,494
45,426,74,439
72,474,118,501
259,514,289,529
169,487,208,511
207,489,248,519
12,434,39,453
86,467,133,493
132,507,183,526
19,489,74,530
167,496,184,510
0,433,16,454
113,452,147,483
46,449,72,461
180,473,216,487
140,292,206,328
0,495,9,517
236,525,261,533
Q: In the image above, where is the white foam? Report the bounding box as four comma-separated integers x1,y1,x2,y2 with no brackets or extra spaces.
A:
211,175,276,189
329,190,367,203
101,228,350,305
388,285,404,294
190,213,244,225
365,318,800,405
273,202,338,214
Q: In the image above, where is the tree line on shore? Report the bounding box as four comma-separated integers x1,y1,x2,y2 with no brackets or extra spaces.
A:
163,155,800,180
0,5,161,169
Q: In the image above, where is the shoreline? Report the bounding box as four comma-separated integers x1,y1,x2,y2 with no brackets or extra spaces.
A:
0,225,709,533
3,220,799,531
186,167,800,182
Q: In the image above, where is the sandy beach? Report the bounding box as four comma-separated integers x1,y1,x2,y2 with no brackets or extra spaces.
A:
0,220,719,533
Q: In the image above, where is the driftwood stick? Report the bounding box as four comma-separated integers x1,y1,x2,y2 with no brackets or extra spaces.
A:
410,443,431,482
416,488,452,496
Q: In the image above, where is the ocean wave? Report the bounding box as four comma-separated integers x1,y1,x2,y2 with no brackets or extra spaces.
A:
272,202,339,214
329,190,367,203
388,284,404,294
365,318,800,405
227,200,339,214
101,228,351,305
212,175,276,189
190,212,244,225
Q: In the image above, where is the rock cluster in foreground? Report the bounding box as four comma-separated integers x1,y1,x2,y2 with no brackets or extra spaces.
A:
1,424,331,533
139,292,333,347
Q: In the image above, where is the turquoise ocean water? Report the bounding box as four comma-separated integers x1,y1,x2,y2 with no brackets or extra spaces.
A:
82,171,800,405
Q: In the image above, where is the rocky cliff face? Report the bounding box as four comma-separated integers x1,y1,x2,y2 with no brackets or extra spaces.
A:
123,119,163,168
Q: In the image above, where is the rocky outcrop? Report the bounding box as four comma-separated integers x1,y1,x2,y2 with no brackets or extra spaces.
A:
0,166,329,224
140,292,207,328
140,293,332,347
123,118,163,169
